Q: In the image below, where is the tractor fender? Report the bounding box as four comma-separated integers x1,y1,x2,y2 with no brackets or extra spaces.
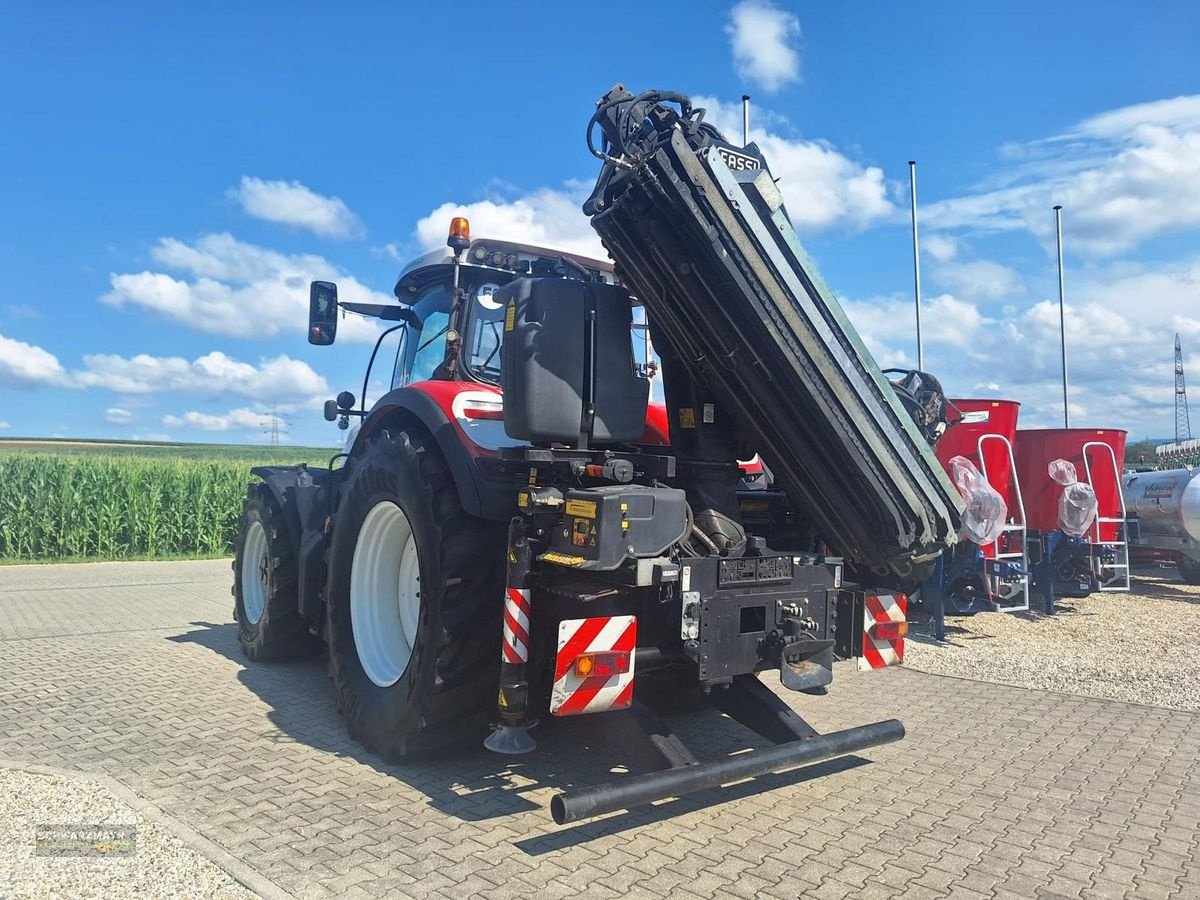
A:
248,466,307,554
349,384,510,521
249,465,331,626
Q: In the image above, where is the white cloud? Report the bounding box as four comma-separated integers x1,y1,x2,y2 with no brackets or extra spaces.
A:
925,94,1200,255
372,242,407,262
0,421,9,429
1073,95,1200,140
6,304,40,320
726,0,801,93
75,350,329,404
695,96,894,231
408,96,893,259
933,259,1024,299
922,234,958,263
843,257,1200,434
0,332,332,441
414,182,607,258
230,177,363,239
103,233,385,342
0,332,69,387
163,406,284,433
918,235,1023,299
844,292,988,358
104,407,134,425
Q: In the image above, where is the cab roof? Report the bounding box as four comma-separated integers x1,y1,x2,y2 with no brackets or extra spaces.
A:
394,237,614,301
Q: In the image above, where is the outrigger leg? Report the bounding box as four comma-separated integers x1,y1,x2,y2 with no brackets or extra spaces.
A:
484,517,538,755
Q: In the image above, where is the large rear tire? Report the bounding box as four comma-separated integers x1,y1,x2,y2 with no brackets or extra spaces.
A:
1178,557,1200,585
325,429,504,760
233,483,320,661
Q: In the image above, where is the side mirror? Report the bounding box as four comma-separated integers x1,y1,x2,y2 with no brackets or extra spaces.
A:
308,281,338,345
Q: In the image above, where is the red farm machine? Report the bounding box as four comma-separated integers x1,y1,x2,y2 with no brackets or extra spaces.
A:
924,410,1131,623
928,399,1031,618
1014,427,1130,611
232,86,963,822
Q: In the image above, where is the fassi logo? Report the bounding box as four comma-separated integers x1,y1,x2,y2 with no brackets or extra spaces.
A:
717,147,761,171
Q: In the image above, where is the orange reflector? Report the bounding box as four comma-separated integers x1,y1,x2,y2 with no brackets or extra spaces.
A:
448,216,471,241
870,620,908,641
573,651,631,679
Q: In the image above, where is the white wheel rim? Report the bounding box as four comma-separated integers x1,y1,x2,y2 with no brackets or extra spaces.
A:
241,520,268,625
351,500,422,688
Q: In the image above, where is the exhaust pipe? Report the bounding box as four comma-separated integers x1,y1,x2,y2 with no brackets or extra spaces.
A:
550,718,904,824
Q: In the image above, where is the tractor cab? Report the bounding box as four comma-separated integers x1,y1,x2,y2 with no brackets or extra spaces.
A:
308,218,658,423
388,227,625,390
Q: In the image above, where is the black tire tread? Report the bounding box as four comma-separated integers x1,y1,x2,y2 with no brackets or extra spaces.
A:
329,429,503,760
234,483,320,661
1178,557,1200,585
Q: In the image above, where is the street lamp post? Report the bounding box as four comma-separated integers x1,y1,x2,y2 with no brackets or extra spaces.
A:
1054,205,1070,428
908,161,924,372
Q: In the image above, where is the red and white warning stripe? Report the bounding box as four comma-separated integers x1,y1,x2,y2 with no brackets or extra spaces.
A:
501,587,531,664
550,615,637,716
859,593,907,671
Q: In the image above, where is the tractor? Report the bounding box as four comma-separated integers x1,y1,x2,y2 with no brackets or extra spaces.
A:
233,86,963,822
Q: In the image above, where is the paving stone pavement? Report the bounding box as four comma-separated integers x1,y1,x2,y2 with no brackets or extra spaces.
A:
0,559,1197,899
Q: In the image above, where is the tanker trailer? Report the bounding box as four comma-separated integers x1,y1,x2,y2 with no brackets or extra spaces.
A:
1014,428,1130,610
931,399,1030,615
1123,468,1200,584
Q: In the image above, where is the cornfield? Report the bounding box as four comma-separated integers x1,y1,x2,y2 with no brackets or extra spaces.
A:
0,447,330,562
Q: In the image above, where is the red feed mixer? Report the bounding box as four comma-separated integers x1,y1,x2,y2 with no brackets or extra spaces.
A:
931,399,1030,613
1014,428,1130,608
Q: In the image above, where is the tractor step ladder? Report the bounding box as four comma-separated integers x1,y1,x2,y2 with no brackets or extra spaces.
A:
979,434,1030,612
1083,441,1131,592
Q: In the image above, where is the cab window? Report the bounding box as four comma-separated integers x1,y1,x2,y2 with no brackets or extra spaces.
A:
392,285,452,387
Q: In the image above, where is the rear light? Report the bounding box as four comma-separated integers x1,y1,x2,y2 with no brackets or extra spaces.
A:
573,651,631,679
870,621,908,641
461,400,504,421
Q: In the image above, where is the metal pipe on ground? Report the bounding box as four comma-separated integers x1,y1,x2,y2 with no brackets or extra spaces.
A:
550,718,905,824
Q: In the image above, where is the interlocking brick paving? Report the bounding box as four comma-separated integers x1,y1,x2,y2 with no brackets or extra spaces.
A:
0,560,1196,899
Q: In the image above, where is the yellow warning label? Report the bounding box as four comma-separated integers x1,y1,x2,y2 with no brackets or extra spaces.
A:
565,498,597,519
541,551,585,567
517,491,529,508
505,300,516,332
497,689,508,709
679,407,696,429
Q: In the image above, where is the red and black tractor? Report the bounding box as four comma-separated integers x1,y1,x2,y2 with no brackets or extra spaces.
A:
233,86,963,822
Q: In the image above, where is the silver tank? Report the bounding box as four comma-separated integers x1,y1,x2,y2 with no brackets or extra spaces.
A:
1122,468,1200,542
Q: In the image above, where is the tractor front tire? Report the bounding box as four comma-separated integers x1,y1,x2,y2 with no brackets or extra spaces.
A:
1178,557,1200,585
233,483,320,661
325,429,503,760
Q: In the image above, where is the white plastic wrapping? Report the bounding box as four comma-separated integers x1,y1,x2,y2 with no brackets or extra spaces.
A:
948,455,1008,545
1048,458,1098,537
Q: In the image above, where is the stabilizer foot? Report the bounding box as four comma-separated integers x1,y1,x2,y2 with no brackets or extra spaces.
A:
484,723,537,755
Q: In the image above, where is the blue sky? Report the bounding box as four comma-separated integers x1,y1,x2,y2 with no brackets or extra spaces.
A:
2,1,1199,445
